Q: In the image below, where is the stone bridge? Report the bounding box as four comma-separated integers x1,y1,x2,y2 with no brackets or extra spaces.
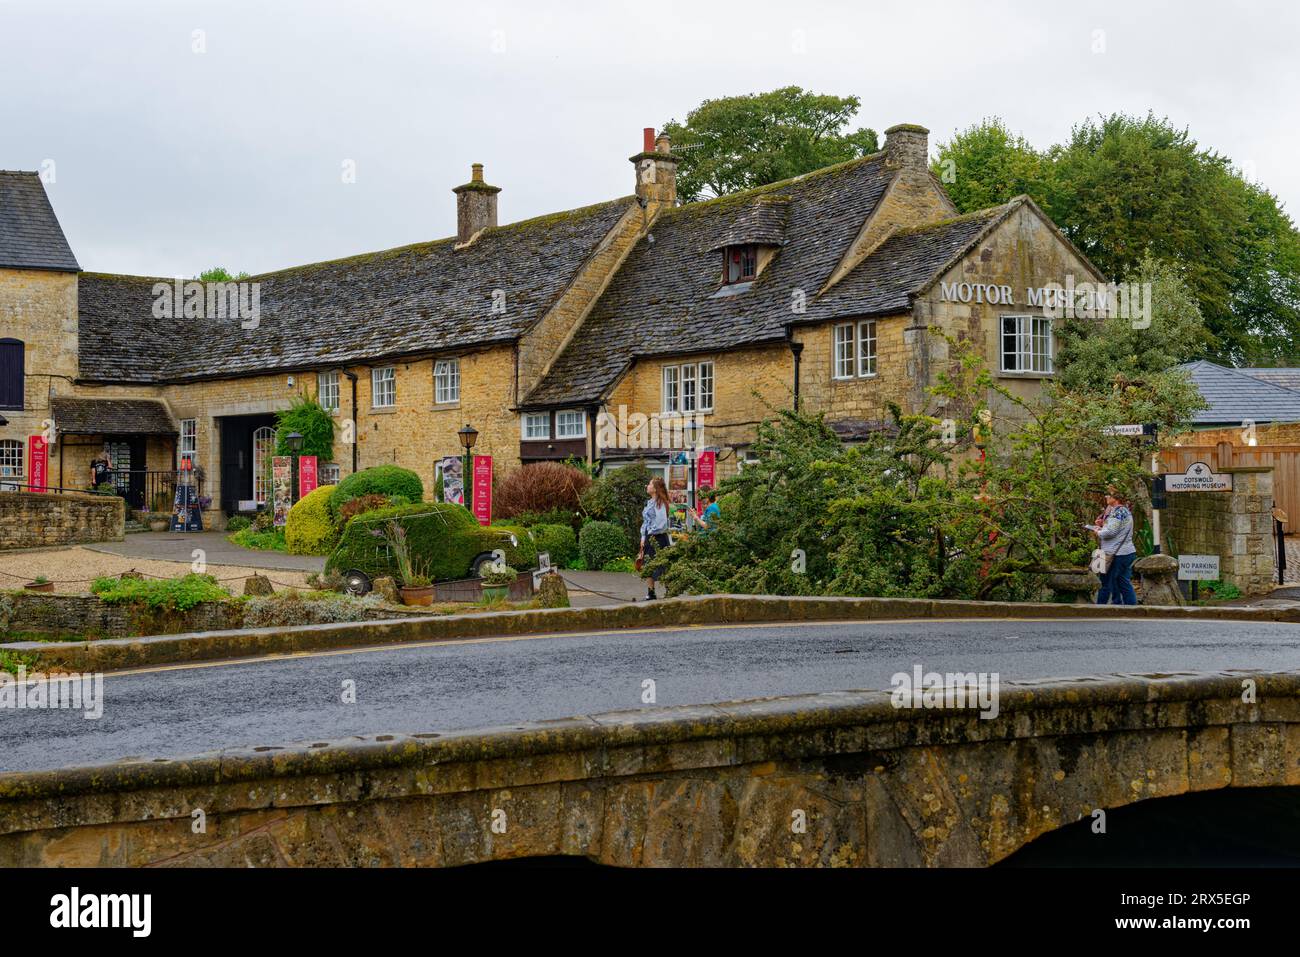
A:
1,671,1297,867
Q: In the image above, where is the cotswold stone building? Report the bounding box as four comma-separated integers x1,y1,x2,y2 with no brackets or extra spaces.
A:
0,124,1103,523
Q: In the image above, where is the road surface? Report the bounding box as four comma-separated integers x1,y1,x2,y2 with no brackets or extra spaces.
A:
4,616,1299,772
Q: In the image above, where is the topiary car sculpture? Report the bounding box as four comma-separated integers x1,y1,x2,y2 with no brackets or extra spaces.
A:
324,502,537,596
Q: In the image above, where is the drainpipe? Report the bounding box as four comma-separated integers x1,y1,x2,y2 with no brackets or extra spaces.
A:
342,369,359,475
789,340,804,412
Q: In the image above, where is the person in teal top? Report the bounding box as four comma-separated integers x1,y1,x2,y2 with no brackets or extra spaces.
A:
697,487,721,531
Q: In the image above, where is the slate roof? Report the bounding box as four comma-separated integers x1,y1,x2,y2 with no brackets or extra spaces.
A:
76,197,635,382
1180,360,1300,425
706,194,791,250
524,154,898,406
809,205,1014,319
1239,368,1300,391
0,171,80,272
50,396,177,435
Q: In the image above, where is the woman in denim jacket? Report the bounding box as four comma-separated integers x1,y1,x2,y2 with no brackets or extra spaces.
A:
638,476,672,600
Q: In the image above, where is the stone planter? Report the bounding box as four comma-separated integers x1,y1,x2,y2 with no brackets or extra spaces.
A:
23,581,54,593
1042,568,1097,604
148,518,169,532
399,584,435,606
480,583,510,601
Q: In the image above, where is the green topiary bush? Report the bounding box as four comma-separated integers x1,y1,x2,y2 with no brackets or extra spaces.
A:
285,484,340,555
530,523,578,567
580,463,651,553
579,520,630,571
328,465,423,518
324,502,536,583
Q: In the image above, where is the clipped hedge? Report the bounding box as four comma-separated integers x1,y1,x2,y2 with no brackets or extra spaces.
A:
324,502,536,583
530,523,578,567
328,466,423,518
285,484,339,556
579,520,630,571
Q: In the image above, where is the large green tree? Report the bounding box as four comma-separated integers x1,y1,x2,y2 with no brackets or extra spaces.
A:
933,114,1300,365
662,87,878,203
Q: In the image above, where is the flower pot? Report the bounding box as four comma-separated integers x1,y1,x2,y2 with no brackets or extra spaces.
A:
149,519,170,532
480,584,509,601
399,585,435,606
24,581,54,593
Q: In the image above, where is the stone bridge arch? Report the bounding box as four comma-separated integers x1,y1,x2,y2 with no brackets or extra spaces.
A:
0,671,1296,867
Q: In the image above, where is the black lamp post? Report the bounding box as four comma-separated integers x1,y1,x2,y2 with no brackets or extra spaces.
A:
682,419,701,510
285,431,304,504
457,424,478,511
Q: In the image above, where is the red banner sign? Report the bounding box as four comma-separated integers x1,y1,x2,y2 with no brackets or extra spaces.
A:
472,455,492,526
298,455,318,498
28,435,48,492
697,449,716,492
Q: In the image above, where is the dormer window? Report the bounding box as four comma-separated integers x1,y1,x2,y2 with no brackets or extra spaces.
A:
723,245,758,284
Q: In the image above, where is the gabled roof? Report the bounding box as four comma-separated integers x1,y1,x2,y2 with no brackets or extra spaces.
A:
808,203,1015,319
1238,368,1300,391
0,171,80,272
50,396,176,435
524,153,897,406
76,197,635,383
1180,360,1300,425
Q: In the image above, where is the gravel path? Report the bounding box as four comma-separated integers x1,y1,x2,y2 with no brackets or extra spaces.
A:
0,545,313,594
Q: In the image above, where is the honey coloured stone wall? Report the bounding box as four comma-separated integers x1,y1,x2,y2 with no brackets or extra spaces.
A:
0,490,123,550
1163,465,1277,596
794,313,914,425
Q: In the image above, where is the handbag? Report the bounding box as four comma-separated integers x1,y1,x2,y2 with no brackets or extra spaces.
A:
1090,548,1112,575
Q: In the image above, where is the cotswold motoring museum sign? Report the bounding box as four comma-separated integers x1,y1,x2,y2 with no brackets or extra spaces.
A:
1165,461,1233,492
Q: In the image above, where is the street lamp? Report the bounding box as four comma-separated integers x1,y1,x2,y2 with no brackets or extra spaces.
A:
682,419,701,510
285,432,304,504
458,424,478,511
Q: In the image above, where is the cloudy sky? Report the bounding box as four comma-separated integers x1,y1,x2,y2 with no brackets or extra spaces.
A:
3,0,1296,278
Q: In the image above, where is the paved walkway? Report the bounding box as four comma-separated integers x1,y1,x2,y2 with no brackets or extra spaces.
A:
87,531,325,572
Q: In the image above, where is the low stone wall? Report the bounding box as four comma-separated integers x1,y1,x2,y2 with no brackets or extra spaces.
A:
0,671,1295,867
1163,465,1276,595
0,592,243,639
0,490,124,550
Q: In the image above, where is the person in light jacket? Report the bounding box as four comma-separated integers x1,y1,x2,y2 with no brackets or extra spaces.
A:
1092,487,1137,605
638,476,672,600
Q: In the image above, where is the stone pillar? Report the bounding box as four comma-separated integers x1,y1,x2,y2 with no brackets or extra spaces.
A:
1162,465,1276,596
884,123,930,171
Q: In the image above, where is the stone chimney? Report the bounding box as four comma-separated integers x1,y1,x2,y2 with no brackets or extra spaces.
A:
630,127,679,207
884,124,930,171
452,163,501,245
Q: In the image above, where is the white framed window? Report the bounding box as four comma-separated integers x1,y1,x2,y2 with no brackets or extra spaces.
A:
556,409,585,438
1001,315,1054,374
698,361,714,412
857,320,877,377
317,371,340,412
434,359,460,404
522,412,550,440
834,323,856,379
320,462,341,485
180,419,197,467
681,363,697,413
0,439,23,478
662,366,680,413
371,366,396,408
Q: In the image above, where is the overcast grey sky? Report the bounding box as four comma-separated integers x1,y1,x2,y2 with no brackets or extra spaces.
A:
3,0,1297,278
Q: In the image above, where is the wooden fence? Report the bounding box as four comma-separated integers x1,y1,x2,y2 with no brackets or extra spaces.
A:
1161,441,1300,527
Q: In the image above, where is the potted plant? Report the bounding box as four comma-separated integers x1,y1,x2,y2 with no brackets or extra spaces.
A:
384,520,436,606
479,564,517,601
24,576,54,593
148,512,170,532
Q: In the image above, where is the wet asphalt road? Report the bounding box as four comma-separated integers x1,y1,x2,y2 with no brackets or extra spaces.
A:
3,616,1299,773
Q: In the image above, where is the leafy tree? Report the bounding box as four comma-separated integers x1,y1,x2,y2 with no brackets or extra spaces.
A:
274,394,336,461
662,87,878,203
580,462,653,552
932,118,1048,213
196,266,251,281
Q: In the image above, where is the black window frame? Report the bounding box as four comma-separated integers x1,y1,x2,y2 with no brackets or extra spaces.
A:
0,338,24,411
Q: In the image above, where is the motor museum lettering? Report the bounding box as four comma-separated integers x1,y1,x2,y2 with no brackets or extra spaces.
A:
1165,462,1233,493
939,280,1111,312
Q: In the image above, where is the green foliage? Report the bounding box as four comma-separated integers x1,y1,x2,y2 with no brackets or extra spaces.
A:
579,521,631,571
284,484,339,556
662,87,878,203
1200,579,1242,601
196,266,250,282
580,463,652,553
480,565,517,586
274,394,336,461
91,573,230,611
329,465,423,518
324,502,535,582
0,649,40,676
529,523,578,567
228,527,287,552
226,515,251,532
933,113,1300,364
601,556,638,574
